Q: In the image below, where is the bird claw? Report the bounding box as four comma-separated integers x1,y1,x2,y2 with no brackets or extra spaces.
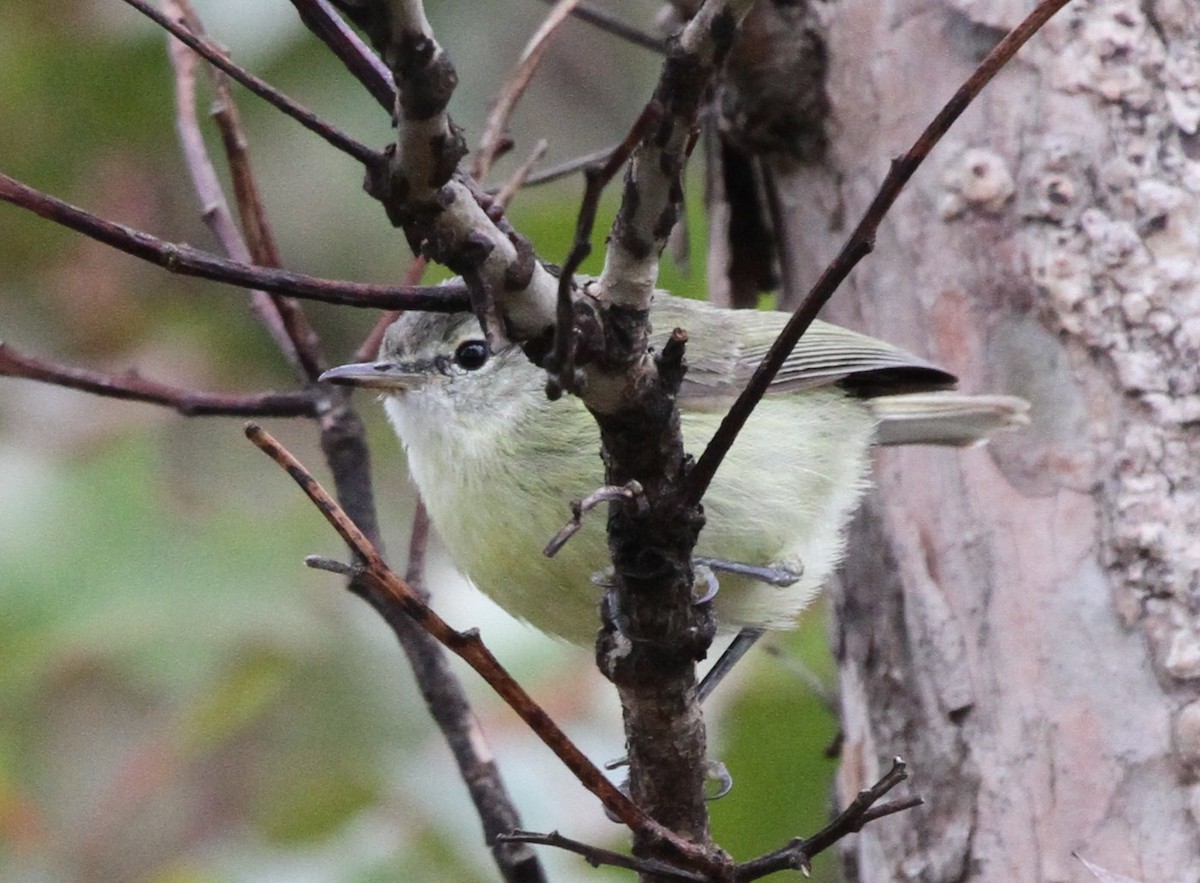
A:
600,758,732,821
705,759,733,800
692,565,721,605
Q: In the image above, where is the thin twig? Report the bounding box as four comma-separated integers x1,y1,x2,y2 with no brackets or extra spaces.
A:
243,424,718,872
684,0,1075,507
166,1,323,379
167,24,249,276
0,342,316,417
181,0,328,379
120,0,379,165
305,555,361,576
0,173,470,311
403,500,432,595
287,0,397,112
493,139,549,210
499,830,707,882
733,757,919,881
475,0,583,182
532,0,667,53
516,142,618,188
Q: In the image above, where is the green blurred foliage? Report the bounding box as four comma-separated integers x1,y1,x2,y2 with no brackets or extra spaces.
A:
709,614,840,880
0,1,840,881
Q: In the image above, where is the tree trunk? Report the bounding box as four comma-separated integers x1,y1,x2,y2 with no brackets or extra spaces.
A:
755,0,1200,878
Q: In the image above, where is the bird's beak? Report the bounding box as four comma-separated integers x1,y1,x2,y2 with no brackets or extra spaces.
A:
319,361,421,391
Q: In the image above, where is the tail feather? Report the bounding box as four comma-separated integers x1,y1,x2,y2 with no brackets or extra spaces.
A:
870,393,1030,447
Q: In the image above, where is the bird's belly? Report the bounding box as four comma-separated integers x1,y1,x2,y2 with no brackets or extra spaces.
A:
400,391,876,643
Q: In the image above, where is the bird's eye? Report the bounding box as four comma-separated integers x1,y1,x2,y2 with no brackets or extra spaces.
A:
454,340,489,371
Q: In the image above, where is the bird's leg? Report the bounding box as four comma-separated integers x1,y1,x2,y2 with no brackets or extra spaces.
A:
694,557,802,587
689,557,800,701
697,626,767,702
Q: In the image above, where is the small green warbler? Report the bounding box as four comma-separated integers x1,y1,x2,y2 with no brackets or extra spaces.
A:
322,293,1027,644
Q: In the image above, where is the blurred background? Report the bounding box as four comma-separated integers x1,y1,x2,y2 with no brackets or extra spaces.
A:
0,1,839,880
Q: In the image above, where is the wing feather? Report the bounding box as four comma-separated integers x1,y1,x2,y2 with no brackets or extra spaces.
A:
649,295,955,404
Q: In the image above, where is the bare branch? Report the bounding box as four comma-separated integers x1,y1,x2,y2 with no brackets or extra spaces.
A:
733,758,920,881
0,342,315,418
363,0,464,200
544,103,663,399
182,0,328,373
684,0,1075,507
287,0,397,112
474,0,583,182
345,0,561,339
0,173,469,311
532,0,667,54
517,142,618,188
120,0,379,165
166,1,325,379
499,830,707,881
403,500,432,593
597,0,756,314
492,139,548,211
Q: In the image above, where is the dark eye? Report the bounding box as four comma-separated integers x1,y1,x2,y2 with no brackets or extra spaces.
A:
454,340,489,371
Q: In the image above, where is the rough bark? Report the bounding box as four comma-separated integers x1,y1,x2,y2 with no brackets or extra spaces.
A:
759,0,1200,878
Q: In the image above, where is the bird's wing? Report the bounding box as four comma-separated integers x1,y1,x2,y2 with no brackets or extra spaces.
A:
650,296,956,405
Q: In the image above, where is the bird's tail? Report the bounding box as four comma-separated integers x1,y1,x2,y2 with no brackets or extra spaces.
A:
869,393,1030,447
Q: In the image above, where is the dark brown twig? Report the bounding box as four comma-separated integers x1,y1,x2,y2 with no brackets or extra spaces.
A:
733,757,920,881
499,830,707,882
0,342,316,418
287,0,397,112
242,424,719,873
684,0,1075,507
532,0,667,53
0,173,469,311
119,0,379,166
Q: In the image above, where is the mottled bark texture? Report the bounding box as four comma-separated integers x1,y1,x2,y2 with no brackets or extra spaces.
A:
755,0,1200,879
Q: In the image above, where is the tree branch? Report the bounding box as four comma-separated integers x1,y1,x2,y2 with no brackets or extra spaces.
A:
166,1,326,380
499,830,707,881
532,0,667,54
734,758,919,881
0,173,469,311
287,0,397,113
120,0,378,166
0,343,315,417
474,0,584,183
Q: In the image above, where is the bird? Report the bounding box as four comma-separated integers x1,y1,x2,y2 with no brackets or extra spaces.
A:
321,292,1028,651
